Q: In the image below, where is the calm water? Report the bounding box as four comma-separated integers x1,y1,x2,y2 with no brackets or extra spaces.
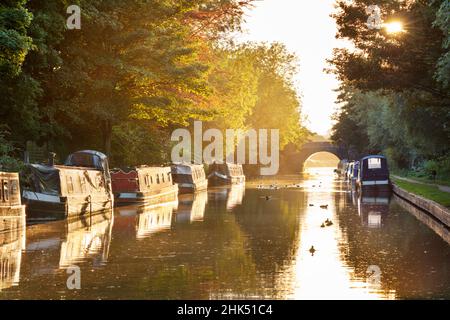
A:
1,173,450,299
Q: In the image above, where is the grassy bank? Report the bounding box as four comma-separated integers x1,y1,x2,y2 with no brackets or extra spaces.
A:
391,177,450,208
392,170,450,187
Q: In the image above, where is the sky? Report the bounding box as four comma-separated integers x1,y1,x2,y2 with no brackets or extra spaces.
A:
237,0,349,136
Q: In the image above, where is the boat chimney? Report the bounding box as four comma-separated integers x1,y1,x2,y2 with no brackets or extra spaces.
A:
48,152,56,166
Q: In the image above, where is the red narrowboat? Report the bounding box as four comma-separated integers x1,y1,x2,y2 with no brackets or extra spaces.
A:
111,166,178,206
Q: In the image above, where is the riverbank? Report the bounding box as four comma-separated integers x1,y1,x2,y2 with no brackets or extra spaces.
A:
391,179,450,228
391,176,450,207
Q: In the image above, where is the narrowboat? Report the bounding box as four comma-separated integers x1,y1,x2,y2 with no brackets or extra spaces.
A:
336,159,348,176
0,172,26,219
350,161,360,187
171,163,208,194
356,155,391,192
207,162,245,186
345,161,354,181
111,166,178,205
22,150,113,221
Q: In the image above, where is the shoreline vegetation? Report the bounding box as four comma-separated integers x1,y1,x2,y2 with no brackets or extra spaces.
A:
391,176,450,208
0,1,309,171
329,1,450,184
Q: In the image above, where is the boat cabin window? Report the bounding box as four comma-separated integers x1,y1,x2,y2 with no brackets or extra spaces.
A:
167,172,171,182
368,158,382,169
156,174,160,184
67,176,74,194
1,180,8,201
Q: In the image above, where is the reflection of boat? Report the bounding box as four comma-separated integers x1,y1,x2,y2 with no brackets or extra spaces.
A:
208,184,245,211
208,163,245,186
226,184,245,211
175,191,208,223
0,215,26,291
22,150,113,220
136,203,176,239
171,163,208,194
357,194,390,228
59,211,114,267
25,211,114,270
111,166,178,206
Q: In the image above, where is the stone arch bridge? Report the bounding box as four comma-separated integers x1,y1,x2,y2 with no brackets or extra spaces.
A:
281,141,348,173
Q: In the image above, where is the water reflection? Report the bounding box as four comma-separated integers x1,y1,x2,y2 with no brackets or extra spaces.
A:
0,215,26,291
136,204,176,239
208,184,245,212
59,212,114,267
1,176,450,299
289,175,390,299
176,191,208,224
357,193,390,229
25,211,114,272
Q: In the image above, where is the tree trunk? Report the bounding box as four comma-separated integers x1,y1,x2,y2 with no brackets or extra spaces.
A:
103,120,112,157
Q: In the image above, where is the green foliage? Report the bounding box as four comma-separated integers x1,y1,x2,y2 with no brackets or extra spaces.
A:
433,0,450,88
0,128,24,172
330,0,449,176
1,0,308,168
0,0,33,77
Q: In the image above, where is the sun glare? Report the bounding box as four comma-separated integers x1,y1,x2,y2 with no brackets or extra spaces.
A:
384,21,404,34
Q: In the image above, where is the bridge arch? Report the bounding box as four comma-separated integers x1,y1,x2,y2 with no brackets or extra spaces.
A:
297,142,347,172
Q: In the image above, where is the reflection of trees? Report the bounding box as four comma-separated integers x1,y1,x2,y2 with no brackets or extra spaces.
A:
104,204,260,299
233,189,301,293
334,191,450,299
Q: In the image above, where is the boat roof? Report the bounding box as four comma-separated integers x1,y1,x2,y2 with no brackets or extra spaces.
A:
71,150,108,159
361,155,387,161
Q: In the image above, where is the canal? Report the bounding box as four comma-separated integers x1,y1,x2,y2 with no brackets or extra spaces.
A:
1,173,450,299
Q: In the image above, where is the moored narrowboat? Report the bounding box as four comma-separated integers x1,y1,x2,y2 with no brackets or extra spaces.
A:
0,172,26,219
356,155,391,192
336,159,348,176
111,166,178,206
22,150,114,221
207,162,245,186
350,161,360,187
171,163,208,194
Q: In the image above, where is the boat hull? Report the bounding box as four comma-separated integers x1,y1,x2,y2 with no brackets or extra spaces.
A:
114,184,179,206
23,191,113,221
177,179,208,194
208,173,245,186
